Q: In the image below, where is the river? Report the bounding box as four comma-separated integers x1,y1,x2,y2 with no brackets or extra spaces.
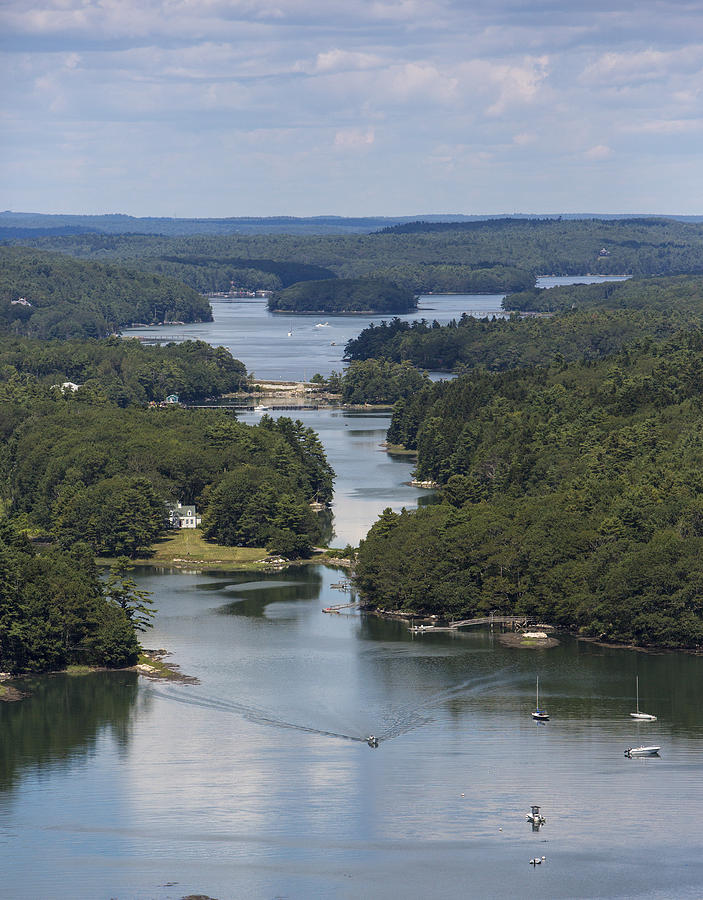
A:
122,276,630,381
7,274,701,900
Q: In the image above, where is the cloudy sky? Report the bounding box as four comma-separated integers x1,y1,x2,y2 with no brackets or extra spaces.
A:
2,0,703,216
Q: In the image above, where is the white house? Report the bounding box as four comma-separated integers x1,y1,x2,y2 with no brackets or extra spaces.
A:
169,501,202,529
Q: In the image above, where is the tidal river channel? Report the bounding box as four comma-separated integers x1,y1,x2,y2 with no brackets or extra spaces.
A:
6,277,703,900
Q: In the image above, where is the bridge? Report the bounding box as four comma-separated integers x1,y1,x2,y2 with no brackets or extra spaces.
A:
409,615,548,634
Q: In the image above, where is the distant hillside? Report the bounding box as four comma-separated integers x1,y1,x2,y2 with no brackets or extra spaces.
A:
0,246,211,339
5,211,703,238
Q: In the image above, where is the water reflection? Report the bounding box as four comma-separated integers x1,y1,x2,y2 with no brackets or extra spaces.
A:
0,671,141,791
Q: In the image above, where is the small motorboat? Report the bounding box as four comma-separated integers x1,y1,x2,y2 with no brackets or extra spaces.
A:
366,735,379,748
525,805,546,828
624,746,661,757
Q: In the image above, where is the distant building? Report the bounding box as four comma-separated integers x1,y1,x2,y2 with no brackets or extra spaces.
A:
169,501,201,529
599,247,610,257
164,394,180,404
11,297,32,307
50,381,81,393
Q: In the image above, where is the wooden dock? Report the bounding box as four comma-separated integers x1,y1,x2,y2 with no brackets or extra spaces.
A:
410,615,551,634
323,601,358,614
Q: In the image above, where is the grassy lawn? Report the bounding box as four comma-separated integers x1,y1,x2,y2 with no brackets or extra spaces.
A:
133,529,267,571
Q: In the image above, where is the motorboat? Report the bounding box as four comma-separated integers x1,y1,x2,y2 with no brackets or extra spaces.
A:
525,805,546,827
532,677,549,721
624,746,660,757
366,735,379,748
630,676,657,721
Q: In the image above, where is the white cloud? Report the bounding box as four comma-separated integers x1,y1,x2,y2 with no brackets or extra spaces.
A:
334,127,375,149
296,49,384,75
585,144,613,160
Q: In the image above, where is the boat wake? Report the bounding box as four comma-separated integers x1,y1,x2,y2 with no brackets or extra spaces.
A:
146,685,370,744
145,667,519,747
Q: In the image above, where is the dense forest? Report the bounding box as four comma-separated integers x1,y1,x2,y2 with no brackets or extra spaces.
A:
502,274,703,313
312,360,431,404
268,278,417,314
0,246,211,339
2,399,333,559
0,330,335,673
354,330,703,649
14,218,703,297
0,523,140,674
0,335,247,405
344,276,703,373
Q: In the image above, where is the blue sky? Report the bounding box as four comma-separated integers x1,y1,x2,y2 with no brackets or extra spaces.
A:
2,0,702,216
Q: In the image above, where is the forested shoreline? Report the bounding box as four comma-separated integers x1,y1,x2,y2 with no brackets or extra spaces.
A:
0,334,334,674
354,329,703,649
0,246,211,339
344,276,703,373
269,278,417,314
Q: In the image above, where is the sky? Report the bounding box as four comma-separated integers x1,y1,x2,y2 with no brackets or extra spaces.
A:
2,0,703,217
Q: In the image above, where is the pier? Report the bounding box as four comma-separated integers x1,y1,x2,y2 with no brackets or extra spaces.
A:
410,615,552,634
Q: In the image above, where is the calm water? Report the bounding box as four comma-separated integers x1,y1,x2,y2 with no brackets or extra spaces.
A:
123,276,630,380
8,272,700,900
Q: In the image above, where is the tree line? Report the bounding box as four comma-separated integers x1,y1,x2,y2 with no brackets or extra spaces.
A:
0,246,211,339
354,329,703,649
344,276,703,374
0,334,247,405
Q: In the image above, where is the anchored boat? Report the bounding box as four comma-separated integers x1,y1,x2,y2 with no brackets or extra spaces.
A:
625,745,660,757
532,677,549,721
630,676,657,721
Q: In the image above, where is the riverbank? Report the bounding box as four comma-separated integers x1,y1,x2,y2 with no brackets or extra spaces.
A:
115,530,270,572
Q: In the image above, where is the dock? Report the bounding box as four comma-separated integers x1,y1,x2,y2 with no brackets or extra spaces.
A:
322,601,358,614
410,615,553,634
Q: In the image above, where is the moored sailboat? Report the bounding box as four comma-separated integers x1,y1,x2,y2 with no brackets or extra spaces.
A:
532,676,549,721
630,676,657,721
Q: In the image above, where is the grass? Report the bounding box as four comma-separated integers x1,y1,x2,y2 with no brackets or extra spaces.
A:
130,529,267,571
65,665,95,676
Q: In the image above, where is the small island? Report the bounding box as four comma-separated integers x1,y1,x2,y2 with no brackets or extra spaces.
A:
268,277,417,314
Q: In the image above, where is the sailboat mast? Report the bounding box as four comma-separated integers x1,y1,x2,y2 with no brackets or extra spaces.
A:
636,675,639,714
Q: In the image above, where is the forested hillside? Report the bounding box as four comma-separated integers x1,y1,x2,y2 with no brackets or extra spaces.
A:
0,335,246,405
0,523,140,673
0,246,211,338
354,331,703,649
2,400,333,559
18,217,703,296
344,276,703,372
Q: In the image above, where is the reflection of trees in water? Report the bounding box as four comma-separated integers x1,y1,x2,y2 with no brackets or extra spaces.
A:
316,506,334,547
0,671,141,791
215,568,324,617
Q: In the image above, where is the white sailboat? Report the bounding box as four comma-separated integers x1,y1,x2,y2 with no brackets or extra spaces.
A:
630,676,657,721
532,677,549,721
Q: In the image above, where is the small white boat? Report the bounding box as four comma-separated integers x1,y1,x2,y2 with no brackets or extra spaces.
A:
532,677,549,721
630,676,657,721
314,321,330,328
625,746,660,757
253,404,270,413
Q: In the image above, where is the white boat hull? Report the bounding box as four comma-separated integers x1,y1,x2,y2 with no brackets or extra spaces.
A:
630,712,657,721
625,746,660,757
